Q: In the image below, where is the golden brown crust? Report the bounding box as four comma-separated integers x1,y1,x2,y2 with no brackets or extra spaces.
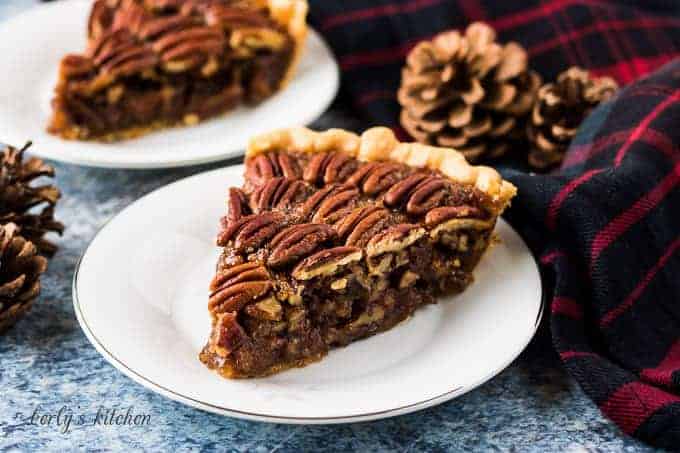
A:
267,0,308,88
247,127,517,214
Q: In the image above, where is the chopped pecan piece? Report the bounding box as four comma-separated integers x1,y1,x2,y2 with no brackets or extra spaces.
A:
244,297,283,321
209,312,248,357
424,205,487,226
426,206,494,238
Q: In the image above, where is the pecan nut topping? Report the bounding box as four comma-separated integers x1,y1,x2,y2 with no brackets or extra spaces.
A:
383,173,429,207
340,207,392,247
303,152,358,186
405,177,450,216
335,206,382,239
311,185,359,224
366,224,426,257
297,184,333,218
292,246,363,280
209,262,273,314
227,187,250,222
245,152,302,189
424,205,487,226
346,162,403,196
250,177,308,212
298,185,359,224
267,223,337,268
217,212,285,252
426,206,494,238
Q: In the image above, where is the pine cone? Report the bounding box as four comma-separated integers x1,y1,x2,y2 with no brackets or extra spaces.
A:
0,143,64,255
528,67,618,169
398,22,541,163
0,223,48,334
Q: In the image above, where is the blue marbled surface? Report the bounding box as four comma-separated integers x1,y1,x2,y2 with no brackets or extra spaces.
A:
0,2,661,451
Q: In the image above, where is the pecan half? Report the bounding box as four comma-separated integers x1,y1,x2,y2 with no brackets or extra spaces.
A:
424,206,487,226
217,212,285,253
335,206,392,247
292,246,363,280
244,152,301,189
426,206,494,238
366,224,426,257
209,262,273,314
267,224,337,268
209,312,248,357
227,188,249,222
335,206,381,239
139,15,194,40
153,26,226,71
384,173,433,209
298,185,359,224
209,261,269,292
311,186,360,224
250,177,308,212
406,177,450,216
347,162,404,196
93,33,159,79
304,152,358,186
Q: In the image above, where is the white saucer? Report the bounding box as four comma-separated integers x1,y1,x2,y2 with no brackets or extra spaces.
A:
0,0,339,168
73,165,544,424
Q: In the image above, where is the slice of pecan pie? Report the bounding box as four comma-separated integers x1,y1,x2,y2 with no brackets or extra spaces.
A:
48,0,308,141
200,127,517,378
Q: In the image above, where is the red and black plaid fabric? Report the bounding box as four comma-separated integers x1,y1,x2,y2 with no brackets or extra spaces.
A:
309,1,680,449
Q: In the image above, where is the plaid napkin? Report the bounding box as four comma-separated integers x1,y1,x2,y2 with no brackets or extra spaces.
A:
309,0,680,449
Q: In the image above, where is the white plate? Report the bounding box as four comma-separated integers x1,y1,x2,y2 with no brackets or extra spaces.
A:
73,166,543,424
0,0,339,169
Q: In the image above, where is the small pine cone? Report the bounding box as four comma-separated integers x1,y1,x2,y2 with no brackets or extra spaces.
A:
398,22,541,163
0,223,48,334
0,143,64,255
528,67,618,169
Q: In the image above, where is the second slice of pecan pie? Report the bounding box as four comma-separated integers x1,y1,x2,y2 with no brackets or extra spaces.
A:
200,127,517,378
48,0,308,141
